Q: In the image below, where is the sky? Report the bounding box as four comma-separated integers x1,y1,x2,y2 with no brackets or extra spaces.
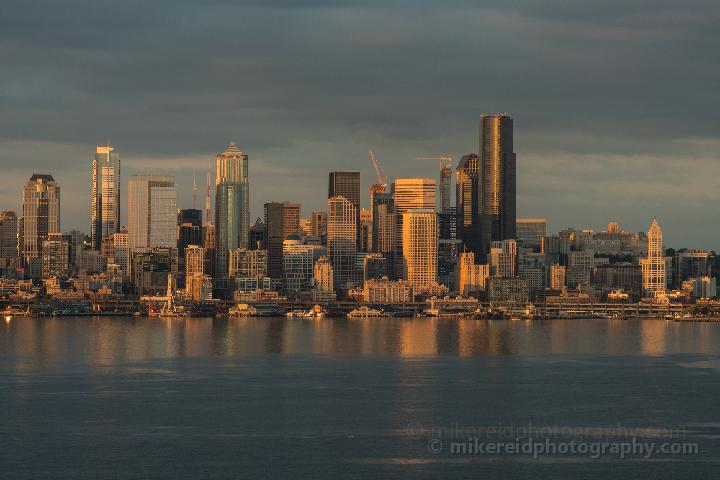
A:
1,0,718,248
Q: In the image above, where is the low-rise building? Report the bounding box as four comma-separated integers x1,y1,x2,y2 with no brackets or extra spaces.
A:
364,277,413,304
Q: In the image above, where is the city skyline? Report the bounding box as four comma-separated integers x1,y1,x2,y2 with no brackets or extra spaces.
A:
1,1,718,248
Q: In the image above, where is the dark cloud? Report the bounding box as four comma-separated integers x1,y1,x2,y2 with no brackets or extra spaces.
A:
0,0,718,247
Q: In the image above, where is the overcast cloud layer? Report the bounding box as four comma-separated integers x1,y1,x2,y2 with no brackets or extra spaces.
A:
1,0,718,248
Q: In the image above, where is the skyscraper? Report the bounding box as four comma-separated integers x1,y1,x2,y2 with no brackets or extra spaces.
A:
479,113,516,259
329,171,360,247
215,141,250,285
439,165,452,213
371,192,395,278
264,202,301,281
310,211,327,239
127,175,176,251
455,153,480,255
22,174,60,266
91,145,120,250
0,210,18,259
327,196,357,290
489,239,517,278
401,209,437,290
641,217,666,298
516,218,547,251
393,178,436,278
177,209,203,289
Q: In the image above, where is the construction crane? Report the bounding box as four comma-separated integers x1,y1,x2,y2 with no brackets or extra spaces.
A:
368,149,386,195
415,156,453,171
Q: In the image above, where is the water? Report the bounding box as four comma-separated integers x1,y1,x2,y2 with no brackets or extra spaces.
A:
2,316,720,479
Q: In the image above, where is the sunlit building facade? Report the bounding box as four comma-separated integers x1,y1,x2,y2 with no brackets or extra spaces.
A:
401,209,437,289
91,145,120,250
455,153,480,255
393,178,435,277
641,217,666,298
479,113,516,259
22,174,60,267
456,252,489,295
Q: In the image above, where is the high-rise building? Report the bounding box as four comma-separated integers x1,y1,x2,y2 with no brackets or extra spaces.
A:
516,218,547,251
41,236,69,278
641,217,666,298
329,172,360,247
393,178,435,277
360,208,372,252
248,218,265,249
567,250,593,288
674,250,710,288
439,165,452,213
131,247,177,295
22,174,60,267
371,192,395,274
363,253,387,283
283,237,316,292
185,245,211,301
264,202,300,281
203,223,216,278
456,252,489,296
327,196,357,290
550,264,566,289
517,252,547,299
479,113,516,259
0,210,18,259
111,230,129,280
489,239,517,278
177,209,203,288
229,248,267,278
127,175,176,251
401,209,437,290
91,145,120,250
313,256,334,293
455,154,480,256
310,211,327,239
215,141,250,286
437,207,459,289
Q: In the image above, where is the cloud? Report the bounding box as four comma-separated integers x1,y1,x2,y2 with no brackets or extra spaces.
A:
0,0,718,247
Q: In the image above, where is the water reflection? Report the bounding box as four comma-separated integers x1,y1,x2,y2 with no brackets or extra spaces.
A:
2,316,720,369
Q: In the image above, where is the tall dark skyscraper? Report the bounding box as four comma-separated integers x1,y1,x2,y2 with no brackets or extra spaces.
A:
176,208,203,289
439,165,452,213
479,113,516,259
455,153,480,256
264,202,300,281
328,171,360,248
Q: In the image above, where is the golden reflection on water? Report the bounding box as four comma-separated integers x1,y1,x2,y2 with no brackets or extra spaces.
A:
2,316,720,369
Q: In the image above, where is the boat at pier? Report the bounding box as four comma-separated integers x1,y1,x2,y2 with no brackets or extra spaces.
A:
347,306,390,319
